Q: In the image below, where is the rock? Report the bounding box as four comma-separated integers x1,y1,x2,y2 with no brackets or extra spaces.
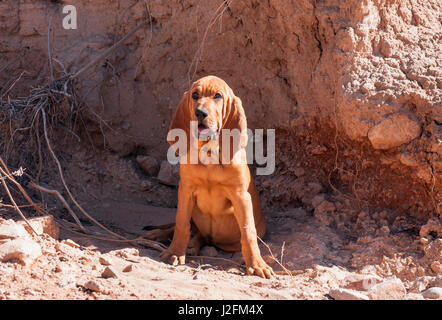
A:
367,277,406,300
136,155,160,177
157,161,180,186
113,248,139,258
200,246,218,257
0,220,30,241
0,239,42,265
102,266,118,279
62,239,80,249
99,256,113,266
83,280,104,293
367,112,421,150
422,287,442,300
18,215,59,239
329,288,369,300
343,273,383,291
122,264,133,272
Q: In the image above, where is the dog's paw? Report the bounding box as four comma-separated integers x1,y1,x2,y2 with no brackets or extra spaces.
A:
246,259,275,279
160,249,186,266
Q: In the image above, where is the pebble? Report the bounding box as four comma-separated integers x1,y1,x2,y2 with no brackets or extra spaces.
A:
102,266,119,279
157,161,180,186
0,238,42,265
83,280,103,293
422,287,442,300
136,155,160,177
62,239,80,249
99,256,113,266
343,273,383,291
18,215,60,240
122,264,133,272
114,248,139,258
0,221,30,240
329,288,369,300
368,112,421,150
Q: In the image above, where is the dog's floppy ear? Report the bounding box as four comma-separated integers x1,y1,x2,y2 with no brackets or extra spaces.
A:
219,94,248,164
167,91,193,157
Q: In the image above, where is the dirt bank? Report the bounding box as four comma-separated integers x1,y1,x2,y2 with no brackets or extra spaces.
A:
0,0,440,300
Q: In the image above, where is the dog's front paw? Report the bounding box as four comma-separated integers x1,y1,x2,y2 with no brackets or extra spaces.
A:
246,258,275,279
160,249,186,266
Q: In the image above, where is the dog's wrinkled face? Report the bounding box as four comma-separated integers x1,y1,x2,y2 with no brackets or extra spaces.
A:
168,75,247,164
189,77,227,140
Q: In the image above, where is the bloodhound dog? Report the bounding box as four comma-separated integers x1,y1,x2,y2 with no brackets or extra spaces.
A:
145,75,274,278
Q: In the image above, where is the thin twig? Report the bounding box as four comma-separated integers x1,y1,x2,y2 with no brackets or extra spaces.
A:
57,219,167,252
257,235,294,278
0,174,39,237
40,107,125,240
28,181,86,233
0,157,45,216
187,0,233,83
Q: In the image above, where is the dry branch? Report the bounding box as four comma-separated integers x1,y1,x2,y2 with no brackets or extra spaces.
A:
0,13,165,254
28,182,86,233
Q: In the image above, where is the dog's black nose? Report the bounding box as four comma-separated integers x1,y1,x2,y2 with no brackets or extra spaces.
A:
195,108,208,120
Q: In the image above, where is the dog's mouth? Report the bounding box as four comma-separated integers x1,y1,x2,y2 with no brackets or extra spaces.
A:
198,124,210,135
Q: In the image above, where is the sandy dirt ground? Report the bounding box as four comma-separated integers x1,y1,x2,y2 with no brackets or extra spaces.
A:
0,0,440,301
0,198,440,300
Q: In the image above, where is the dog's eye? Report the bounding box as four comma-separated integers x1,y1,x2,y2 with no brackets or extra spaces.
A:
192,91,199,101
214,93,222,100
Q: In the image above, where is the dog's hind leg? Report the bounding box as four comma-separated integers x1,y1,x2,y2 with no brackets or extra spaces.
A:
143,223,175,242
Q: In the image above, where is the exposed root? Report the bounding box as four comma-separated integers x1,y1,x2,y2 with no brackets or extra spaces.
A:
28,182,86,233
0,15,163,254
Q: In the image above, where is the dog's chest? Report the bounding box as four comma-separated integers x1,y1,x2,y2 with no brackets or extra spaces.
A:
193,185,233,216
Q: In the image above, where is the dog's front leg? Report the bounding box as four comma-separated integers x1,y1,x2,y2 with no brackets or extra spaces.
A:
228,188,275,279
160,181,194,265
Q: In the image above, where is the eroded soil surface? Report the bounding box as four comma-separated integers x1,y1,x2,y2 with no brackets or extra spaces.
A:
0,196,440,300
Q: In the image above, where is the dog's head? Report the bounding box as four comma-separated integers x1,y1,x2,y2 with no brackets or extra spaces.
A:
168,75,247,163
